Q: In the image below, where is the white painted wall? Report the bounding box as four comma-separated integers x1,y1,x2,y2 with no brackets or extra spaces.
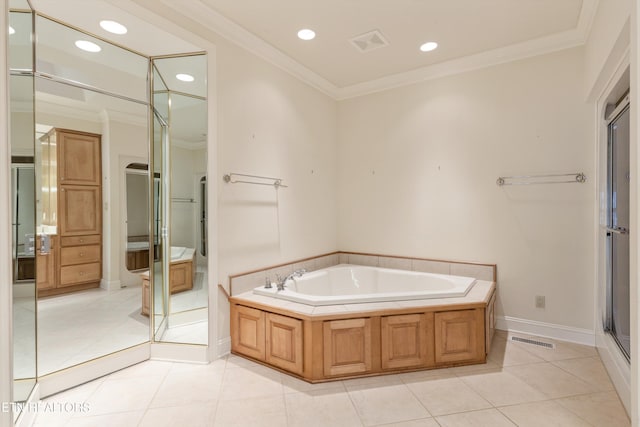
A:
216,37,339,337
170,145,203,250
584,0,631,101
337,47,595,332
102,117,148,288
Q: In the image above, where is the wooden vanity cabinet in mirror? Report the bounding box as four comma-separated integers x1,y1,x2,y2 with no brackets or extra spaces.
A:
38,128,102,297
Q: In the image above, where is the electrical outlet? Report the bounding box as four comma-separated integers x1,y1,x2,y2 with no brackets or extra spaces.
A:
535,295,546,309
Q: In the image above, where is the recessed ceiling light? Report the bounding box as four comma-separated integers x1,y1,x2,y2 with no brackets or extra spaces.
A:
176,73,195,82
420,41,438,52
75,40,101,53
9,26,15,35
100,20,127,35
297,29,316,41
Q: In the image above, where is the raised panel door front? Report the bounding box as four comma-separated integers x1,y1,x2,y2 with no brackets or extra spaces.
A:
266,313,303,375
381,313,433,370
434,309,484,365
231,305,266,361
36,235,57,291
58,131,101,186
323,318,372,377
59,185,101,236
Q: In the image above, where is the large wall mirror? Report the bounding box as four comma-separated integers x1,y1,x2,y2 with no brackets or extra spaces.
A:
152,55,208,345
9,0,37,416
8,2,209,402
34,14,150,375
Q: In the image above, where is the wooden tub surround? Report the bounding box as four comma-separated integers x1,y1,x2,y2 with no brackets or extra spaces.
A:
230,279,496,382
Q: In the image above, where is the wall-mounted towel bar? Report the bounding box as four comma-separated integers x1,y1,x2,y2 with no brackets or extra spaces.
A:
496,172,586,186
172,197,196,203
223,173,287,188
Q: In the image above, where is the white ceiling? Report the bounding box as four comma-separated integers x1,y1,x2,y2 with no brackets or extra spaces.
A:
202,0,587,88
139,0,598,99
21,0,599,100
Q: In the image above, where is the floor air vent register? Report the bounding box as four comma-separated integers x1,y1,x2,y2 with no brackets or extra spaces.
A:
510,336,556,349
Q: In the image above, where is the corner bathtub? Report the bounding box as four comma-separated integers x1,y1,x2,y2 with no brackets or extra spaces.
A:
253,264,476,306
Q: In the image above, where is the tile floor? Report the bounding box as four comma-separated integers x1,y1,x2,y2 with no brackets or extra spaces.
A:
15,267,209,377
31,330,630,427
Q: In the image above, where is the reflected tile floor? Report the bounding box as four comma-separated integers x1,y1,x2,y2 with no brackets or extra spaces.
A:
37,286,149,375
33,331,630,427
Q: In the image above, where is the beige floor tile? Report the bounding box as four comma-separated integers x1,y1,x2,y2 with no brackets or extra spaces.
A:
552,357,615,391
397,368,455,383
84,375,165,416
343,373,404,390
511,336,597,362
213,395,287,427
405,375,492,416
219,364,283,401
488,339,545,367
106,360,173,381
460,369,547,407
348,382,430,426
436,408,516,427
65,410,145,427
505,362,598,398
285,389,362,427
281,373,345,394
448,359,501,376
140,402,216,427
149,366,223,407
498,400,591,427
377,419,439,427
556,391,630,427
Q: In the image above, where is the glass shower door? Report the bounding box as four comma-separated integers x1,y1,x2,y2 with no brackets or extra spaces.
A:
606,101,630,359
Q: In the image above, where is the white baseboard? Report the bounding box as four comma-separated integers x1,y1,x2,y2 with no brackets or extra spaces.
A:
496,315,595,346
99,279,121,291
218,337,231,357
595,331,631,416
150,342,209,364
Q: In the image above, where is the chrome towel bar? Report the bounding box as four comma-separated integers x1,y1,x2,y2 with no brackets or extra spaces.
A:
223,173,287,188
496,172,586,186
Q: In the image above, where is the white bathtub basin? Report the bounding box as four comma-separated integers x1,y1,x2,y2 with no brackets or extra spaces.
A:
253,264,476,306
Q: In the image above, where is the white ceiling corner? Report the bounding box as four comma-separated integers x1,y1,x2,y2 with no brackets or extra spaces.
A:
155,0,596,100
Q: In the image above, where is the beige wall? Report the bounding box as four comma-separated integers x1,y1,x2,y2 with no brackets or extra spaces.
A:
584,0,631,100
337,47,595,330
215,38,339,336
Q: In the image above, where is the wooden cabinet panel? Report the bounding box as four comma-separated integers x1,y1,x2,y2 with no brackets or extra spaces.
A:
231,305,266,361
169,261,193,294
323,318,372,377
435,309,484,365
141,276,150,316
59,186,101,236
60,235,101,247
36,241,56,291
381,313,433,370
58,130,101,186
59,262,101,287
266,313,303,375
485,290,496,354
60,244,100,266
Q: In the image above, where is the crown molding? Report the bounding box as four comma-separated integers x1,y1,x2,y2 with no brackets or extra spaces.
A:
158,0,599,101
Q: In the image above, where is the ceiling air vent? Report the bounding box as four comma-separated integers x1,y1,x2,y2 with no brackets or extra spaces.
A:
349,29,389,53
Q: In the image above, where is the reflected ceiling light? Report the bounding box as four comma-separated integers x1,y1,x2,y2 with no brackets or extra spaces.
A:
297,29,316,41
75,40,101,53
176,73,195,82
100,20,128,35
420,41,438,52
9,26,15,35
